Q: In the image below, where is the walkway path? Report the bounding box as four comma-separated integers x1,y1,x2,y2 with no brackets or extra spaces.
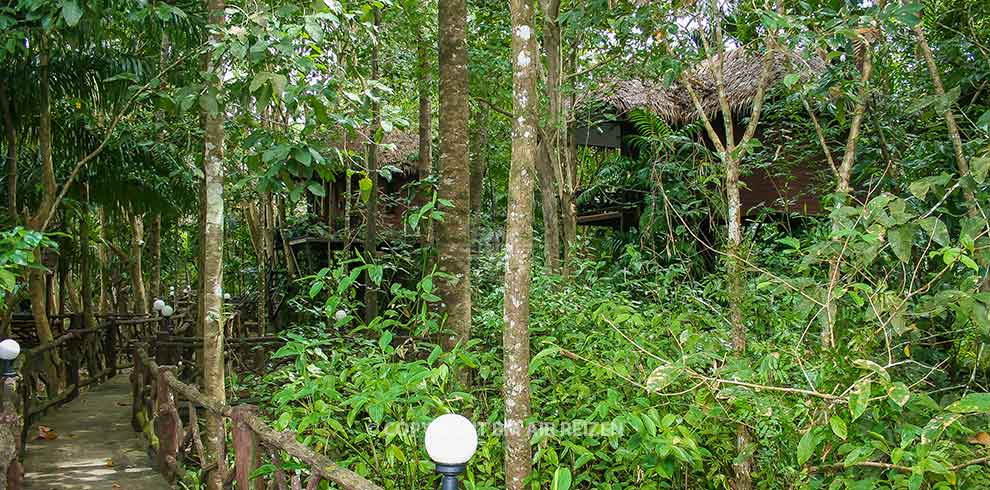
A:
22,374,169,490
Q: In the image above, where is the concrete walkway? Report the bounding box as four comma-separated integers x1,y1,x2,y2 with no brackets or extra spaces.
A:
22,374,170,490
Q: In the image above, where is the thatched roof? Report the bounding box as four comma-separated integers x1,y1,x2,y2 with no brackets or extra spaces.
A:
332,129,421,173
594,48,824,124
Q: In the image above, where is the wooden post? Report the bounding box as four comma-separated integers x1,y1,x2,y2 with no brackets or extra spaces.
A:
106,319,118,377
154,366,181,482
66,337,81,403
231,405,263,490
130,348,142,432
1,376,23,490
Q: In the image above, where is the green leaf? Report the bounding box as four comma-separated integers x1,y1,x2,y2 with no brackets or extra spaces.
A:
919,217,950,247
889,225,913,263
551,467,572,490
946,393,990,414
972,156,990,184
783,73,800,88
888,382,911,407
853,359,891,384
797,429,816,465
308,281,323,298
62,0,83,26
645,364,682,393
294,147,313,166
199,94,219,116
830,415,848,440
307,181,325,197
359,176,373,203
378,330,393,351
269,74,287,97
850,380,871,421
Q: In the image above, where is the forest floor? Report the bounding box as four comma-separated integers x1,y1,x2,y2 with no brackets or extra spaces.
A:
22,374,168,490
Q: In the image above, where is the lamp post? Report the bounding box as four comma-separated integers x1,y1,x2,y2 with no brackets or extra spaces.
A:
425,414,477,490
0,339,20,378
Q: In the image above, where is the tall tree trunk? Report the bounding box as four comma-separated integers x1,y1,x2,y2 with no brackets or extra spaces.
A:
437,0,472,352
504,0,538,487
202,0,227,486
149,214,162,303
539,0,572,274
536,141,561,273
0,81,15,222
80,187,96,331
365,7,382,323
129,212,148,314
28,37,60,391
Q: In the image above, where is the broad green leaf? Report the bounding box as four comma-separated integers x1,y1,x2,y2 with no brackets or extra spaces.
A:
888,383,911,407
307,181,325,197
645,364,682,393
551,467,572,490
850,380,871,421
852,359,891,384
797,429,816,465
62,0,83,26
830,415,848,440
888,225,913,263
918,217,950,247
946,393,990,414
359,176,373,203
973,156,990,184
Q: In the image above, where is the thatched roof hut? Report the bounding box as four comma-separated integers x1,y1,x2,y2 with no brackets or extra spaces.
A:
593,48,824,124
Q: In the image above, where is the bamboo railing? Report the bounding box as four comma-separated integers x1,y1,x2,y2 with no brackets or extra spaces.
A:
131,346,383,490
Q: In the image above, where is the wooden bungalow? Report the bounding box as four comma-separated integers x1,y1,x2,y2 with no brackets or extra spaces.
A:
287,129,424,266
575,49,828,229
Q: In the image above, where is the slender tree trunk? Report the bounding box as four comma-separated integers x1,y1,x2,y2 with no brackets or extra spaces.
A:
536,141,561,273
824,48,873,348
246,202,269,335
539,0,574,274
149,214,162,303
277,197,298,279
80,187,96,330
470,108,488,215
28,37,60,390
365,8,382,323
129,212,148,314
912,24,979,216
0,81,16,222
437,0,472,352
504,0,538,486
202,0,227,486
418,21,433,182
98,208,111,313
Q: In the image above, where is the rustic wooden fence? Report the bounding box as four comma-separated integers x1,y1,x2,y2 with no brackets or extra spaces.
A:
0,313,160,490
131,346,383,490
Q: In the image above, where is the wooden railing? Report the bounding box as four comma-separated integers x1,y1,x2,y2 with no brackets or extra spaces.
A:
131,346,383,490
1,313,160,490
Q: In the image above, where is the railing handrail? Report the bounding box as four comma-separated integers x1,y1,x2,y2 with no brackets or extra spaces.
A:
133,346,384,490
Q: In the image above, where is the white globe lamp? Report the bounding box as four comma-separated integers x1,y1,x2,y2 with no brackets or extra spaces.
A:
0,339,20,377
161,305,174,318
153,299,166,312
425,414,477,489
